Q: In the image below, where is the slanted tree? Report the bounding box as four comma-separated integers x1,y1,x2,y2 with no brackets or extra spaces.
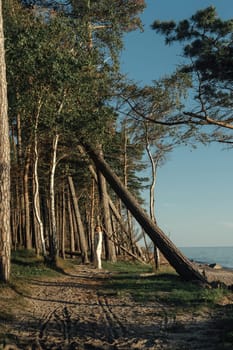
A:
125,80,183,269
83,142,207,283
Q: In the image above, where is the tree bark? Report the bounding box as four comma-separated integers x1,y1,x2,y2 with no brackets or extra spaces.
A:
68,176,89,263
61,185,66,259
83,143,207,282
97,168,117,262
67,190,75,258
89,178,95,262
0,2,11,282
33,100,47,257
122,125,134,254
145,130,160,270
49,134,59,264
24,145,32,249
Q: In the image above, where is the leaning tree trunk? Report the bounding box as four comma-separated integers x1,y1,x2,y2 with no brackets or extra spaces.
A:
78,144,150,262
0,2,11,282
83,143,207,283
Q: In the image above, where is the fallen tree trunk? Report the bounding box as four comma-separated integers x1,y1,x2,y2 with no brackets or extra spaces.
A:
83,143,207,283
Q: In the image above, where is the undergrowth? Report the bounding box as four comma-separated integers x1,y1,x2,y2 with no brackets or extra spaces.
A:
11,249,64,279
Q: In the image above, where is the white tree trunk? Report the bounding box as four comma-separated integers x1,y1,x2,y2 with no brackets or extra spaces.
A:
49,134,59,262
145,126,161,270
33,100,47,257
94,226,103,269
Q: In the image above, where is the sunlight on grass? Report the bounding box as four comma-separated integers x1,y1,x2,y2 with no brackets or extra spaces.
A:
102,261,229,309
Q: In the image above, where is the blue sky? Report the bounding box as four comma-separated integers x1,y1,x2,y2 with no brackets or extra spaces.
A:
120,0,233,247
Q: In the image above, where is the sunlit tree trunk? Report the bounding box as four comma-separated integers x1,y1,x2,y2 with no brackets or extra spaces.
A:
145,127,160,270
0,2,11,282
33,100,47,257
49,134,59,264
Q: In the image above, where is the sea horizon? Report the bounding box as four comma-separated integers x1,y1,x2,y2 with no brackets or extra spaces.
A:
179,246,233,269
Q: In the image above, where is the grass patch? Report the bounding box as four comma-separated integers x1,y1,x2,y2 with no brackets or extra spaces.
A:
11,249,65,280
102,261,229,309
104,260,153,274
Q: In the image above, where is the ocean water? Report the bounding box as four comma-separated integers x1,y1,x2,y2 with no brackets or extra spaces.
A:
179,246,233,269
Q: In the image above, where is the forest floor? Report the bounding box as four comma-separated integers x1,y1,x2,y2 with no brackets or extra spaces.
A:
1,262,233,350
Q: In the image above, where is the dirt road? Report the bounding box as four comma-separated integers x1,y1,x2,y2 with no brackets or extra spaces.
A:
1,265,232,350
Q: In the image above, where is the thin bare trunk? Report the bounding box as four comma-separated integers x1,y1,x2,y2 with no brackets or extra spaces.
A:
122,126,134,254
145,133,160,270
61,185,66,259
97,167,116,262
24,145,32,249
16,112,27,247
89,178,95,262
68,176,89,263
0,3,11,282
49,134,59,263
67,190,75,257
33,100,46,257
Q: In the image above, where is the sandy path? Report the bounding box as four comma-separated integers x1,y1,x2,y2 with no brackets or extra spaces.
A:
1,265,232,350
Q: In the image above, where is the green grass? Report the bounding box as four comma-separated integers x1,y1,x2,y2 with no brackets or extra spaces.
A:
102,261,229,309
10,249,66,280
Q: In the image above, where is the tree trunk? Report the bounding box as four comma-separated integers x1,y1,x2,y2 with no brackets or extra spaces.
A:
49,134,59,264
16,112,27,247
0,3,11,282
33,100,47,257
145,132,160,270
83,143,207,282
97,168,117,262
60,185,66,259
24,145,32,249
122,125,134,254
67,190,75,258
0,2,11,282
89,178,95,262
68,176,89,263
